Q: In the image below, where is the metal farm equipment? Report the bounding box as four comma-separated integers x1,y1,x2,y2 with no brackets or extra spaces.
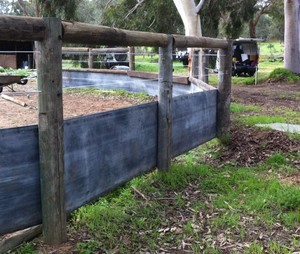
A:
0,75,28,93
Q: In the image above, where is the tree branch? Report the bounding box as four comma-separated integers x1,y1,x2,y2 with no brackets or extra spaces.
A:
125,0,145,19
105,0,114,9
196,0,206,13
17,0,30,16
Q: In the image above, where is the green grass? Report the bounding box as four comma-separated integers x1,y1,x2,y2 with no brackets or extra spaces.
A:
16,156,300,253
236,111,300,126
236,115,286,126
64,87,154,103
269,68,300,82
259,41,284,59
76,164,297,253
0,66,32,76
231,103,261,113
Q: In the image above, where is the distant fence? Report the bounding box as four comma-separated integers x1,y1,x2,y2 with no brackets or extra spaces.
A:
0,16,232,249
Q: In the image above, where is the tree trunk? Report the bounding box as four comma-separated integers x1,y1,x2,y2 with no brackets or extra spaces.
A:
173,0,204,77
173,0,201,37
284,0,300,73
249,19,256,38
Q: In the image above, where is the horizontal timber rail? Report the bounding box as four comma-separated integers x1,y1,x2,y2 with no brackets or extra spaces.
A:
0,15,45,41
62,47,129,53
0,15,229,49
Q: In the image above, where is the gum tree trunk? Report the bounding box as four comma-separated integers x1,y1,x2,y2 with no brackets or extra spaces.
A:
284,0,300,74
173,0,202,37
173,0,205,78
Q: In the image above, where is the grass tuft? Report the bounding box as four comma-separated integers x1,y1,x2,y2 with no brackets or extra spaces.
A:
268,68,300,82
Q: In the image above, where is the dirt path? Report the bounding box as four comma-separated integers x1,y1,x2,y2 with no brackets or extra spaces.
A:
232,80,300,110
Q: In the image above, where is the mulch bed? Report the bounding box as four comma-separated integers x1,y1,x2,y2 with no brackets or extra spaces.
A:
205,124,300,168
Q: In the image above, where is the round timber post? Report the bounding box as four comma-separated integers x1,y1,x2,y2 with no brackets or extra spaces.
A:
157,35,173,171
36,17,67,245
217,40,232,141
191,49,199,79
88,48,94,68
200,49,209,84
129,46,135,70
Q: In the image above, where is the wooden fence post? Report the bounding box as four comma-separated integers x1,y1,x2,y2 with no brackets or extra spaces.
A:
88,48,94,68
192,49,199,79
217,40,232,141
157,35,173,171
36,17,67,245
200,49,209,84
129,46,135,70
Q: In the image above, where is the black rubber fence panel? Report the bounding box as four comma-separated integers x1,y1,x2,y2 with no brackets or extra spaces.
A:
0,126,41,235
64,102,158,212
172,90,217,157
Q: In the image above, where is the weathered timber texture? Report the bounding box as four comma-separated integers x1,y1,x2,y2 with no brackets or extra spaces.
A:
62,47,129,53
64,102,158,212
174,35,229,49
157,36,173,170
191,49,200,79
62,21,169,47
217,41,232,140
129,47,135,71
62,47,89,52
200,49,209,83
172,90,217,157
0,15,45,41
88,48,94,68
189,76,217,91
0,126,41,236
127,71,189,85
0,16,228,49
0,225,42,254
36,18,67,244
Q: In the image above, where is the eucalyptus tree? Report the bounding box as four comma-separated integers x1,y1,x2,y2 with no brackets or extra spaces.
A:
2,0,82,18
101,0,184,34
173,0,204,36
36,0,81,19
284,0,300,73
248,0,281,38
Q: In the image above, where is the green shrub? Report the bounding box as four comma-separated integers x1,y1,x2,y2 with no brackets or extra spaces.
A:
268,68,300,82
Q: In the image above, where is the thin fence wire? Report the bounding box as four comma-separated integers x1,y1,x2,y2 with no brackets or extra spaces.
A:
0,50,228,94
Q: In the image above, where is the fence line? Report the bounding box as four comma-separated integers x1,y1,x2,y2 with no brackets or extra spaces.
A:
0,15,232,249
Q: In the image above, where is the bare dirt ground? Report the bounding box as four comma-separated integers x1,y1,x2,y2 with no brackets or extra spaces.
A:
232,81,300,110
0,80,144,128
228,80,300,169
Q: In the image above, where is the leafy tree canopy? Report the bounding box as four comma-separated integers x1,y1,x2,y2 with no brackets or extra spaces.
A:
37,0,81,19
101,0,184,34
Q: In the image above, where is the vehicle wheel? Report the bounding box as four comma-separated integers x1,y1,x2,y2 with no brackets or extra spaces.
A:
0,87,3,93
19,78,28,85
248,71,255,77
